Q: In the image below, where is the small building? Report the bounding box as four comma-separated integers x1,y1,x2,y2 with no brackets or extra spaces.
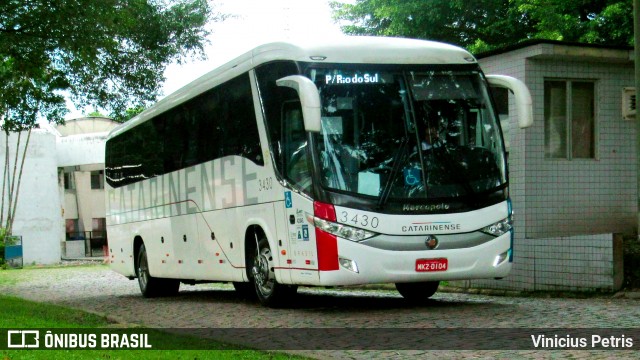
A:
54,117,120,258
468,40,636,291
0,117,119,264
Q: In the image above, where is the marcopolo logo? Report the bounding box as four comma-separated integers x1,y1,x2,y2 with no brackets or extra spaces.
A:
7,330,39,348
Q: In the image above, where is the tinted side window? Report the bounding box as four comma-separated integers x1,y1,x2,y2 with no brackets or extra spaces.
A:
255,61,300,175
106,72,263,188
106,119,164,188
218,74,263,164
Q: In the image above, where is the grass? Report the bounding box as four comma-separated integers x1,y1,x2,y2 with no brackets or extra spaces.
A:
0,281,307,359
0,263,106,286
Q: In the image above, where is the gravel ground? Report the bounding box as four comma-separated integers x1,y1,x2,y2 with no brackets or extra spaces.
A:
1,262,639,359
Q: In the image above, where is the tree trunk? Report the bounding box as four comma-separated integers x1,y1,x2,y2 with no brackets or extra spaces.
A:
8,129,31,235
0,131,8,227
0,129,32,236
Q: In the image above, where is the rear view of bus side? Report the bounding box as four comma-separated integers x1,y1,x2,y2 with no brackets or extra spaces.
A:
105,37,532,307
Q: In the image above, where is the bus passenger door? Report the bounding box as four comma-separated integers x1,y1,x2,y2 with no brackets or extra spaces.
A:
278,100,320,285
273,202,292,284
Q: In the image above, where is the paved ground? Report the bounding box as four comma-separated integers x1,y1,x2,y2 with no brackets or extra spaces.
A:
1,263,639,359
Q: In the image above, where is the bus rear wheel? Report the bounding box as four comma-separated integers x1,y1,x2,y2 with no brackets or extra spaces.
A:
252,237,297,307
136,243,180,297
395,281,439,302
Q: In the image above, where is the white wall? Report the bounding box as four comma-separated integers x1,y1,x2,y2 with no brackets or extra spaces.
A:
57,133,109,167
0,130,62,264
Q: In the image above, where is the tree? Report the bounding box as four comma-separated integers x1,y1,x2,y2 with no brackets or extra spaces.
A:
111,106,147,123
331,0,633,53
0,0,217,236
514,0,633,46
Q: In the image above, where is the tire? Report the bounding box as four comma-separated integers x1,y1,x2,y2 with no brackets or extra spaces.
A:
395,281,439,303
251,237,297,307
136,243,180,297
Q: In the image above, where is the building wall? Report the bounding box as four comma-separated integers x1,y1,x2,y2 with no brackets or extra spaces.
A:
56,118,117,259
471,44,635,291
525,58,636,238
477,47,533,290
63,167,106,231
57,134,109,168
0,130,62,264
56,117,117,137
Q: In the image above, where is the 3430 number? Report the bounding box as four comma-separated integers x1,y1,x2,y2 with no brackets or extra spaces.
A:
339,211,379,229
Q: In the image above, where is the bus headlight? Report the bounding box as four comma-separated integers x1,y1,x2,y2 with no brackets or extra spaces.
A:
481,217,512,237
307,215,378,242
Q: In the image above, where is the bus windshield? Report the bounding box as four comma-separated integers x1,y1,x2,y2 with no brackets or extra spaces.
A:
307,66,506,202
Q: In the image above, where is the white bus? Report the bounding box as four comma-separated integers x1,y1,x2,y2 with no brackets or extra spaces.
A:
105,37,532,307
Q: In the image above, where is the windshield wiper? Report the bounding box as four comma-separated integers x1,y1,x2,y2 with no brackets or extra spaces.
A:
377,137,410,210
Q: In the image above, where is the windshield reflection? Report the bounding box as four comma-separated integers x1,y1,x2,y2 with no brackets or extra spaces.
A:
307,67,506,202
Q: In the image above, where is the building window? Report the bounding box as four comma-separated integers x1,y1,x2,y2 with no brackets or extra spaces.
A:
90,170,104,189
65,219,81,240
64,172,75,190
544,80,595,159
92,218,106,239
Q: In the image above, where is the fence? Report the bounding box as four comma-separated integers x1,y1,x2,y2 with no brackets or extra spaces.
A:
65,231,107,257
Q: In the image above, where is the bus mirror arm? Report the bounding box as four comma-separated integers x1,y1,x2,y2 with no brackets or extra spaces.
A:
276,75,322,132
486,75,533,129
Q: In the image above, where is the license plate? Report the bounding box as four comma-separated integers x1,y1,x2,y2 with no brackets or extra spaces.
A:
415,258,448,272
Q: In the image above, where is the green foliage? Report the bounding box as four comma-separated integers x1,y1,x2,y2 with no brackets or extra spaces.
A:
515,0,634,45
0,0,214,131
331,0,634,53
0,227,5,266
111,105,147,123
0,231,19,267
0,295,110,327
86,110,106,117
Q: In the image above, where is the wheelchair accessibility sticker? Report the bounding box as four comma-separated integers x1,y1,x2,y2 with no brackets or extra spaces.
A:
285,191,293,208
403,168,421,186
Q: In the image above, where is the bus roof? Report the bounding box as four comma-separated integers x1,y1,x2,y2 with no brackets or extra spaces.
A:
108,36,476,139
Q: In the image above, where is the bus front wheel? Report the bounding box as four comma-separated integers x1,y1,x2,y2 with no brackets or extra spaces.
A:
252,237,297,307
395,281,439,302
136,243,180,297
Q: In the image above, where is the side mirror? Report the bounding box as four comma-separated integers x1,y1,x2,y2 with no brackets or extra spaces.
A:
486,75,533,129
276,75,322,132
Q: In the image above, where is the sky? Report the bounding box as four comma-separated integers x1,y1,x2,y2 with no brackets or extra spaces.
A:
161,0,344,97
64,0,343,119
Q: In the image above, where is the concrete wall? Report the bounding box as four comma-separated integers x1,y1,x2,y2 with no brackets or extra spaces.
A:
476,46,535,290
56,118,117,259
56,117,117,137
0,130,62,264
523,58,636,238
471,43,635,291
57,133,109,167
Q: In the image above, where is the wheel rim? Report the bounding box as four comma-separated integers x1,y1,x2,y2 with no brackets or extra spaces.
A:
253,245,275,296
138,249,149,290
